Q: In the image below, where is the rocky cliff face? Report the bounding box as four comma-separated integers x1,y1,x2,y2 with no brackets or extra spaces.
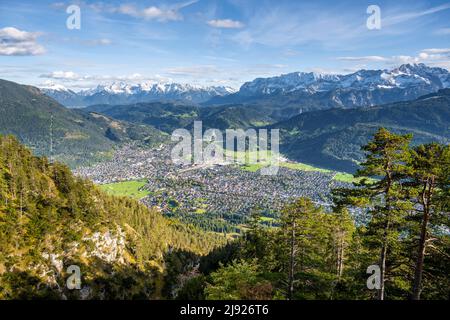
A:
32,227,130,299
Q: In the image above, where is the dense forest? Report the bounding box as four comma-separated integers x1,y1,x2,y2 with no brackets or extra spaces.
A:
0,135,225,299
0,128,449,300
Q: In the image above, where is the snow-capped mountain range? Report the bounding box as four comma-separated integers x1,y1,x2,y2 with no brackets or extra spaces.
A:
42,64,450,109
239,63,450,95
208,63,450,109
41,81,236,107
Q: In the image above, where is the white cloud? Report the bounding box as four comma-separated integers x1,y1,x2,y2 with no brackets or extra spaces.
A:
337,55,419,66
207,19,245,29
142,6,181,21
0,27,45,56
421,48,450,54
392,55,420,64
38,70,178,91
111,1,198,22
335,49,450,71
39,71,172,83
41,71,80,80
33,60,358,89
85,38,112,46
337,56,387,62
418,52,429,59
115,4,180,21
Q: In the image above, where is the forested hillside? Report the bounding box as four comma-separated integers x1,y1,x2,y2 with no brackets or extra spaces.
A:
0,79,166,167
0,136,225,299
272,89,450,172
85,102,290,133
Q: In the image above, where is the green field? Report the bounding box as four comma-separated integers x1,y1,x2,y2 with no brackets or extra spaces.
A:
240,157,365,183
100,179,150,199
333,172,360,183
279,162,331,173
241,163,266,172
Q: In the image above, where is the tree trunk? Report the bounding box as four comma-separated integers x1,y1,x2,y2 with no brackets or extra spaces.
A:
378,163,392,301
378,241,387,300
288,221,296,300
412,182,432,300
378,217,390,300
411,214,428,300
338,237,344,278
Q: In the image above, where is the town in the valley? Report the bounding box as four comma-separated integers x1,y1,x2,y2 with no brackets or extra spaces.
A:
75,143,353,233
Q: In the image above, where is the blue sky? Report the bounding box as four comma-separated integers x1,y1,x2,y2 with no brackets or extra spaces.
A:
1,0,450,90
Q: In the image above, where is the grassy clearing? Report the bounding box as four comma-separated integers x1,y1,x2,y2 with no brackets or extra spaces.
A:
195,208,207,214
333,172,360,183
238,155,367,184
333,173,376,184
224,149,275,163
239,156,331,174
279,162,331,173
260,216,276,222
100,179,150,199
241,163,265,172
193,200,208,214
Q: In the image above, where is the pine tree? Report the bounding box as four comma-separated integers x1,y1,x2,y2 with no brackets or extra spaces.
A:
330,206,355,279
244,207,265,260
279,197,321,299
406,143,450,300
334,128,412,300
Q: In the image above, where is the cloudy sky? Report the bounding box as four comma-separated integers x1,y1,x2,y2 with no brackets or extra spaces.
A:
1,0,450,90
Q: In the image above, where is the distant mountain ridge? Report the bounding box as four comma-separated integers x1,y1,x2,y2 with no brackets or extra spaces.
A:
0,79,166,167
42,64,450,110
270,88,450,172
240,64,449,94
42,81,236,107
207,63,450,110
85,89,450,173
